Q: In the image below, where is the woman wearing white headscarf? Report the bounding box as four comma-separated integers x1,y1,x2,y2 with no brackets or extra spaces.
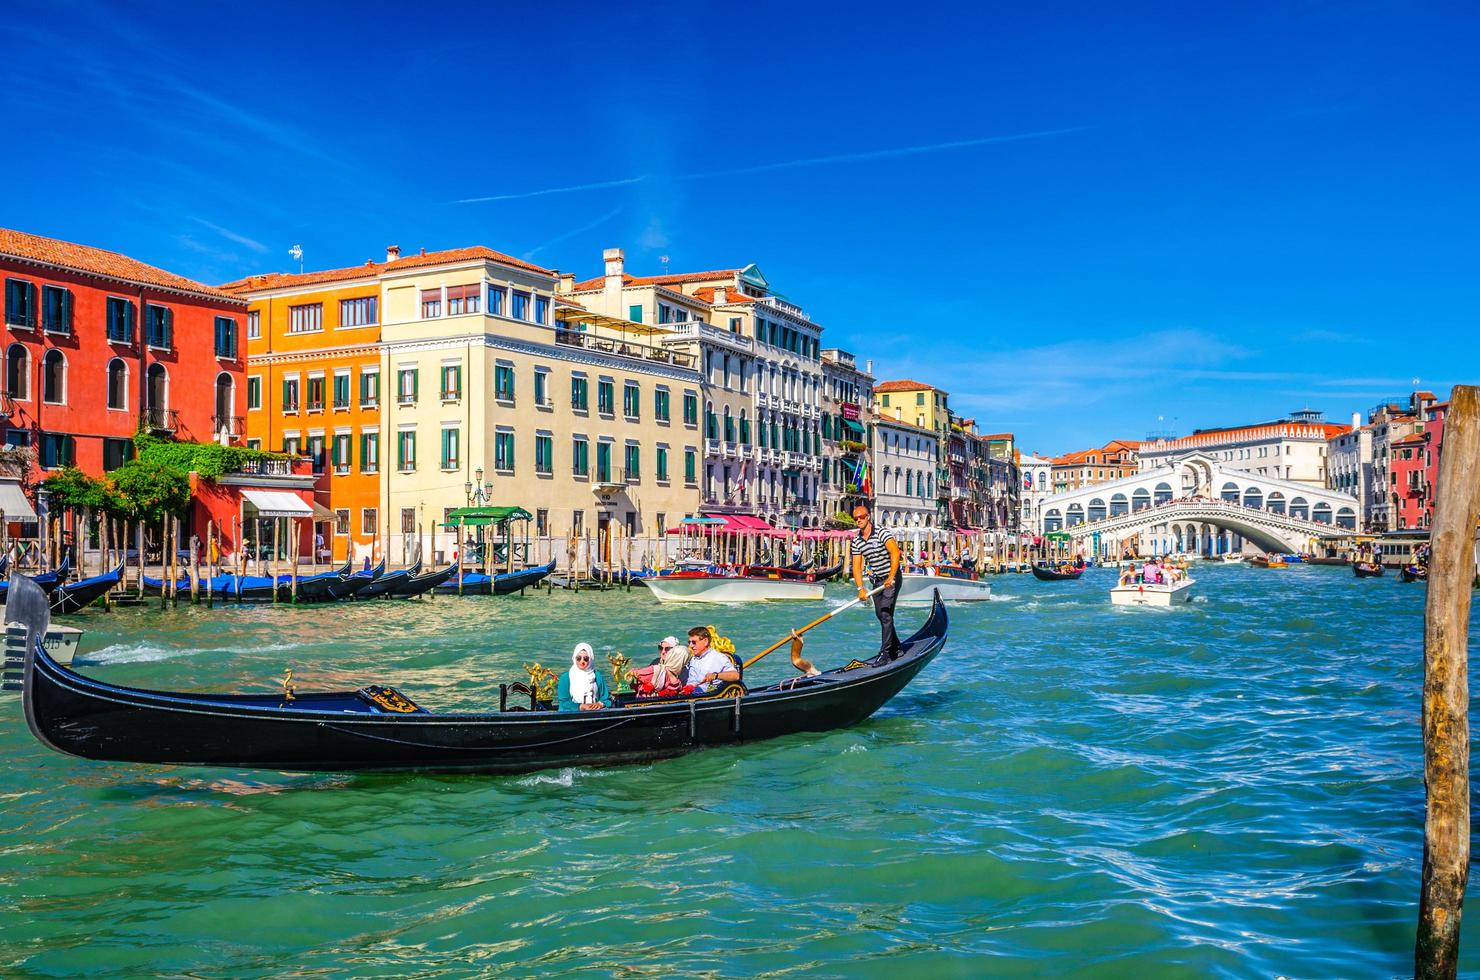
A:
557,642,611,712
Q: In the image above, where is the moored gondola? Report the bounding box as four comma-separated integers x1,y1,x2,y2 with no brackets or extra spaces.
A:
386,562,456,598
433,561,555,596
356,560,422,599
11,575,948,774
50,565,123,614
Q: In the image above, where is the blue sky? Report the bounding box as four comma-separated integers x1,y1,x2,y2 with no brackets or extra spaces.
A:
5,0,1476,453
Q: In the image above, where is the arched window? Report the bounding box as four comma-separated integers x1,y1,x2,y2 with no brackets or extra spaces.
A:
1132,488,1151,511
214,372,233,424
1267,491,1286,514
1289,497,1309,520
1336,506,1356,530
1088,498,1107,522
145,363,169,428
1110,493,1128,517
1043,508,1063,532
1312,502,1332,524
107,358,128,410
906,471,913,496
1220,481,1240,503
1243,486,1263,510
1153,482,1173,505
739,410,750,445
723,406,734,443
42,349,66,404
1066,504,1085,527
5,344,29,400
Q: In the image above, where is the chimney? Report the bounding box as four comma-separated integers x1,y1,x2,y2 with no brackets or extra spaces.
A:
386,245,400,262
714,287,727,304
1352,411,1360,430
603,247,625,292
558,272,575,292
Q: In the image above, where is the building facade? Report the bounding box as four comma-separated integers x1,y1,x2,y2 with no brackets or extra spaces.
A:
873,380,952,526
1366,393,1435,532
1326,412,1374,525
819,348,873,525
1138,411,1345,487
871,416,938,532
1051,440,1140,493
1018,451,1054,531
2,227,247,481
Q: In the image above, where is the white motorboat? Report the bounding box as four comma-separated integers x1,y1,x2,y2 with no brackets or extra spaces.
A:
1110,577,1195,607
644,574,825,603
4,623,82,692
897,573,992,604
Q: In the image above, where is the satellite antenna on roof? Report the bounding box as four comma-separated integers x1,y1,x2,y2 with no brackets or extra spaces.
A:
288,244,303,273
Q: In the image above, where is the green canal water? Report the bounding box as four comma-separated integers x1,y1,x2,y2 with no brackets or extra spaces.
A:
1,564,1477,977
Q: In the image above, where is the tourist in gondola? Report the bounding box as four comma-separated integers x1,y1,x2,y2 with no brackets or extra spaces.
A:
684,626,741,693
557,643,611,712
850,502,902,664
634,643,691,698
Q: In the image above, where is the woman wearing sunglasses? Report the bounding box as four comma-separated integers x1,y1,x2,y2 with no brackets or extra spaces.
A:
557,642,611,712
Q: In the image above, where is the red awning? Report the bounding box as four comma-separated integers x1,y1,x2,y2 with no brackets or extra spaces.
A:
667,514,782,534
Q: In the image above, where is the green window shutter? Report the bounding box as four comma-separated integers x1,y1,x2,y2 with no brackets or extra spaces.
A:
629,304,643,323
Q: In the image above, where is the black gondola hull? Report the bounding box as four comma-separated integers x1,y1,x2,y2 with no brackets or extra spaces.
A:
16,577,946,774
1031,564,1084,581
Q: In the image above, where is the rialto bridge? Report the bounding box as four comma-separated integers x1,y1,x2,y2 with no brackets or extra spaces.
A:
1036,452,1361,555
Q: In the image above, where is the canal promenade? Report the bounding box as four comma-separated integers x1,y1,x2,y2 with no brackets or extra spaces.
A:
1,563,1477,976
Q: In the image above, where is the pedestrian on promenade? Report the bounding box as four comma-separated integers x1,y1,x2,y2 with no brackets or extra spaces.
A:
850,502,902,664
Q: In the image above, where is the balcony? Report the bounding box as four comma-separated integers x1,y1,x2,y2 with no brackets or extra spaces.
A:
659,321,755,354
755,391,773,409
212,415,244,439
738,444,754,459
142,406,180,433
755,295,809,320
704,438,721,457
555,328,696,370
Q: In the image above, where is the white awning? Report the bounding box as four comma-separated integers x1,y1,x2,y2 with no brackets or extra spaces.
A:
242,490,313,518
0,481,36,521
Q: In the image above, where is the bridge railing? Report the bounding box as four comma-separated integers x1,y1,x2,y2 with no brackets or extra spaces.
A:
1049,496,1355,534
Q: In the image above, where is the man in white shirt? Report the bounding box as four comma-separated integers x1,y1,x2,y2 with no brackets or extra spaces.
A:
684,626,741,693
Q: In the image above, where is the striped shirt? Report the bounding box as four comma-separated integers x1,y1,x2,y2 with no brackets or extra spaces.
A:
850,525,897,579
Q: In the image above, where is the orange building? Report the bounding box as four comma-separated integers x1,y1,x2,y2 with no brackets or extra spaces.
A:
1051,439,1141,492
223,264,385,563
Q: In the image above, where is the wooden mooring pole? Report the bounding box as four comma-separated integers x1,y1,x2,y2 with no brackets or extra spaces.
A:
1417,384,1480,979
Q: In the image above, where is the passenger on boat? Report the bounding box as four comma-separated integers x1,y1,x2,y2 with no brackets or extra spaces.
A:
634,643,691,697
684,626,741,693
647,635,681,667
1141,559,1162,585
557,642,611,711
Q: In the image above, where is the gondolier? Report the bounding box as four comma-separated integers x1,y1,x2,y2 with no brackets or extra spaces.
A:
850,502,902,663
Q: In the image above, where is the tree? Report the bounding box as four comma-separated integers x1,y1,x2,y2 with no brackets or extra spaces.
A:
109,460,191,525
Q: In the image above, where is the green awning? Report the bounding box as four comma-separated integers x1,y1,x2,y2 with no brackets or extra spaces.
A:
443,506,533,527
840,418,866,436
1045,531,1074,541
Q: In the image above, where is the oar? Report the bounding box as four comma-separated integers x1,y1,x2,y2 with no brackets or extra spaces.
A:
742,583,888,671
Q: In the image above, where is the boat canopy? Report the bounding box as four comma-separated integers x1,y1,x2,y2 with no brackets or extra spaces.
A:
443,506,533,527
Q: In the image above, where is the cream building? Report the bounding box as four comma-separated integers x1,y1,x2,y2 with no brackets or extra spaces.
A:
565,255,826,528
559,250,757,516
1136,410,1347,487
1018,452,1054,531
376,249,704,561
872,416,938,532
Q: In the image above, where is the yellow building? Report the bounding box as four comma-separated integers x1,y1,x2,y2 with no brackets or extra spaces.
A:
873,379,951,434
376,249,706,563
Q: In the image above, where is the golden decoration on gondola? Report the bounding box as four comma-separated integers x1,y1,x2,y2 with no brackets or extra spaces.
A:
704,625,736,656
281,667,296,701
607,651,636,687
521,662,558,704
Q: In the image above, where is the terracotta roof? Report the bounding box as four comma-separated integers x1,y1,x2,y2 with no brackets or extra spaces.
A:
0,226,239,301
569,274,623,291
874,379,935,393
1391,434,1428,447
1052,449,1091,465
631,269,739,286
220,246,556,294
554,295,586,309
692,286,755,305
1103,439,1142,451
978,432,1014,441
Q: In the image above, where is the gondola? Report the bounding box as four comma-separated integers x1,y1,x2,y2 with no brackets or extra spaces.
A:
1400,565,1428,583
1353,561,1385,578
10,574,948,774
355,561,422,599
0,554,71,598
1031,562,1084,581
386,562,456,598
50,565,123,614
433,561,555,596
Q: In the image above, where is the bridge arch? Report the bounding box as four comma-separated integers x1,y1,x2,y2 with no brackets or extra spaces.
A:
1088,498,1106,522
1243,486,1263,510
1132,488,1151,511
1267,491,1285,514
1154,482,1173,505
1337,506,1356,529
1066,503,1085,527
1044,508,1062,532
1220,481,1240,503
1290,497,1309,520
1110,493,1128,517
1313,502,1332,526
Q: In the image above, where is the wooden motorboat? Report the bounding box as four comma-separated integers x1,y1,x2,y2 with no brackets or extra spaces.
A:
1110,576,1195,607
51,565,123,614
10,575,948,774
1030,562,1084,582
1250,555,1287,569
644,572,825,603
1353,561,1385,578
898,564,992,604
432,561,555,596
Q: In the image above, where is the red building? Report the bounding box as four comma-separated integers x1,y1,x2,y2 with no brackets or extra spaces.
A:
1391,399,1449,530
1,227,248,475
0,228,317,558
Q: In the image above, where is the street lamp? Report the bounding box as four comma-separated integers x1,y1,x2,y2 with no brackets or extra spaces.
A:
465,466,492,506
